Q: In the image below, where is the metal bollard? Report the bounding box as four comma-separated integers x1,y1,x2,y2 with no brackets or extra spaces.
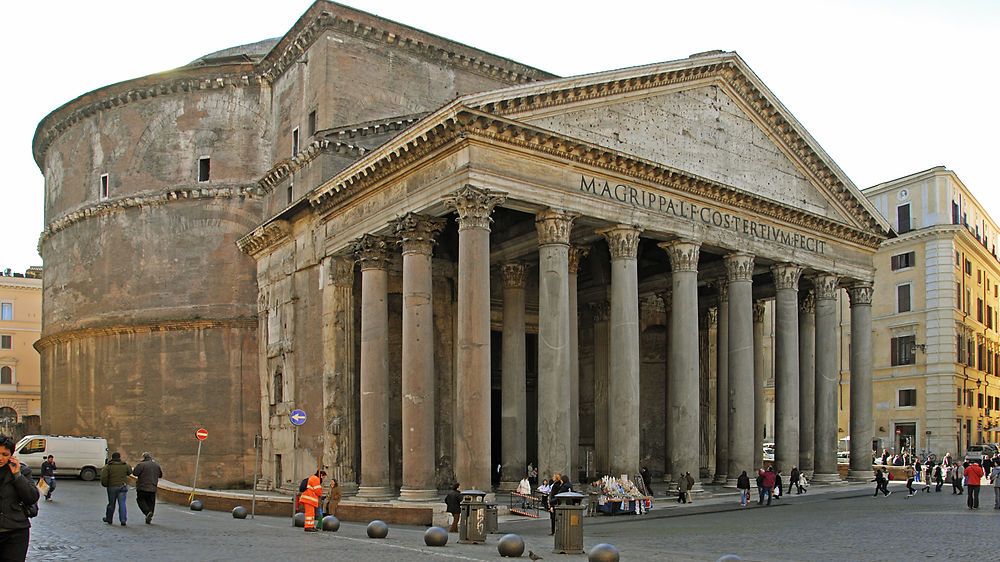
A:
553,491,585,554
458,489,487,544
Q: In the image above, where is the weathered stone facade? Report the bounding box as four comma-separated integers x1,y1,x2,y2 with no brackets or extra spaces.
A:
37,1,890,492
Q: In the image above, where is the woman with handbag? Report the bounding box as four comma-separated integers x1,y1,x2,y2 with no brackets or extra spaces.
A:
0,434,40,561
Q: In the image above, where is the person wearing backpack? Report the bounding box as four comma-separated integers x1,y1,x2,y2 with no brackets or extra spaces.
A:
300,470,326,532
0,434,40,561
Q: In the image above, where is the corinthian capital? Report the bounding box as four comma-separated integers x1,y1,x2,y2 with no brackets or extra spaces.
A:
328,255,355,287
391,212,446,256
568,245,590,273
659,239,700,272
500,262,529,289
599,225,642,259
799,290,815,314
753,300,767,323
443,185,506,231
724,252,755,282
812,274,840,300
771,263,802,291
716,279,729,302
536,208,579,246
353,234,392,270
847,281,874,307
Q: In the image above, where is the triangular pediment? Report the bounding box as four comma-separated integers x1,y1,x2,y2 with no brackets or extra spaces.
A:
462,52,889,236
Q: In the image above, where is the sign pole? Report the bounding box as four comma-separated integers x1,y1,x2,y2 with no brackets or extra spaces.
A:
188,439,203,503
252,434,261,519
288,409,307,526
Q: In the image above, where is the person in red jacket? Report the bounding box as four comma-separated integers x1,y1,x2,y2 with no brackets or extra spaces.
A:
964,461,984,509
300,470,326,531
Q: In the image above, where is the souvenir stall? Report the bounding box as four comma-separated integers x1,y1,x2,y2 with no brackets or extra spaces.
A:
592,475,653,515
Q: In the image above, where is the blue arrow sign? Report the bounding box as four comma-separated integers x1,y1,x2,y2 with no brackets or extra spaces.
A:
290,409,307,426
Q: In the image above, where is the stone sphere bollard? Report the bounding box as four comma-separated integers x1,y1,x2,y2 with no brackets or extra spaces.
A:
293,512,306,528
588,543,620,562
232,506,248,519
424,526,448,546
321,515,341,532
716,556,742,561
189,500,204,511
367,520,389,538
497,534,525,557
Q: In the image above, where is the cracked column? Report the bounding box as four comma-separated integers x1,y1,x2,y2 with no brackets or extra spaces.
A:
713,280,729,484
812,274,842,483
848,281,874,481
445,185,505,492
798,291,816,472
602,225,641,477
725,253,754,486
661,239,701,490
322,254,358,496
569,246,588,480
354,234,393,501
772,264,801,475
393,213,445,501
536,208,577,481
500,262,528,489
753,299,766,470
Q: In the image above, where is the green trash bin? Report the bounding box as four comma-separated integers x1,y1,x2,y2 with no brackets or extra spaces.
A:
458,489,487,544
553,491,585,554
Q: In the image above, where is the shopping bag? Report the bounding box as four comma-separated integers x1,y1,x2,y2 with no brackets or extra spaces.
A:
37,479,50,496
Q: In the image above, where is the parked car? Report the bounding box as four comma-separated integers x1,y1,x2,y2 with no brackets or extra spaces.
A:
963,444,998,464
763,442,775,461
14,435,108,481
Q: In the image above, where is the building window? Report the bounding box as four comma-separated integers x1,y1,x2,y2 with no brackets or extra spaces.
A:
897,204,911,233
978,269,982,284
977,298,984,322
272,370,283,404
965,259,972,276
978,343,984,370
953,201,960,225
957,335,963,362
957,283,962,310
989,305,994,330
978,393,984,409
308,110,317,136
898,388,917,408
0,366,10,385
0,335,10,350
968,338,975,366
890,251,915,270
287,185,293,205
956,251,961,266
966,290,971,314
897,284,911,313
99,173,109,200
958,389,963,406
198,157,210,182
0,303,10,321
891,335,915,366
0,407,16,424
292,127,299,156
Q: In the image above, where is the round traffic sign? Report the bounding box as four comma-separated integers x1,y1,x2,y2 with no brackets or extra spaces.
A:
290,409,307,426
196,428,209,440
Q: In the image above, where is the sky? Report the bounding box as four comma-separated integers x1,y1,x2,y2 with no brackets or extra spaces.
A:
3,0,998,274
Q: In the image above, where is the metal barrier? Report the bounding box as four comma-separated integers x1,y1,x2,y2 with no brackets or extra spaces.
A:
508,491,541,518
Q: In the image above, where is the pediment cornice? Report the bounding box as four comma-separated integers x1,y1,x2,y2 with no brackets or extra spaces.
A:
237,221,291,257
465,56,888,238
303,108,884,250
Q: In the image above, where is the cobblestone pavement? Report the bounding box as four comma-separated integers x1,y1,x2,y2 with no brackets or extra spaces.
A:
26,479,997,561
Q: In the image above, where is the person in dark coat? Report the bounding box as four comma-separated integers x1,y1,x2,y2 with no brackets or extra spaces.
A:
736,470,751,506
131,452,163,524
872,468,890,496
444,483,462,532
548,473,564,534
0,434,39,561
639,466,653,496
789,466,803,494
39,455,56,501
101,452,132,526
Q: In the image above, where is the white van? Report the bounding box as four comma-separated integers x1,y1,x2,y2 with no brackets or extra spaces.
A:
14,435,108,481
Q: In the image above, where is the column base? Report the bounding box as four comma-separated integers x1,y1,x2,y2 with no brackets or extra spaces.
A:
723,477,740,489
339,482,360,497
712,473,728,485
847,469,874,482
496,480,519,492
356,485,395,501
398,488,439,502
810,472,845,484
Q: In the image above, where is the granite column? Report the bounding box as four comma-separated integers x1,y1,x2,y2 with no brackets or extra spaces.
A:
725,253,755,486
500,263,529,488
753,300,766,470
772,264,801,474
848,282,874,481
713,280,729,484
813,274,841,483
798,291,816,472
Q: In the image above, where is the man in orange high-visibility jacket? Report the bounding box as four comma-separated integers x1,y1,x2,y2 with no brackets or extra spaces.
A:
301,470,326,532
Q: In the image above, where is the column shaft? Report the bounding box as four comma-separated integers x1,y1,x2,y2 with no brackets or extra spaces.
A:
662,240,701,489
798,292,816,472
753,300,765,472
772,265,801,475
813,274,841,482
321,255,358,495
395,214,444,501
500,263,528,487
714,282,729,483
602,226,641,477
848,282,874,481
725,253,754,486
446,186,505,492
537,209,577,481
592,303,611,475
569,246,588,480
355,235,392,500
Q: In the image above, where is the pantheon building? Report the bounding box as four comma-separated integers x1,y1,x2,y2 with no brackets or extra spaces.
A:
34,1,889,493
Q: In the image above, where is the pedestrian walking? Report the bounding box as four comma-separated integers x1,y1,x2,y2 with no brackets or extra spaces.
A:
100,452,132,526
0,434,39,561
131,452,162,524
933,463,943,492
300,470,325,531
789,466,803,494
677,471,689,503
989,464,1000,509
737,470,751,506
758,467,776,505
40,455,56,501
773,470,783,500
445,483,462,532
951,463,964,494
964,461,984,509
324,478,342,517
640,466,653,496
586,480,601,516
872,468,890,497
755,469,765,504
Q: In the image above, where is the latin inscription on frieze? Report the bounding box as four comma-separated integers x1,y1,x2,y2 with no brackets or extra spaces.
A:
579,175,827,254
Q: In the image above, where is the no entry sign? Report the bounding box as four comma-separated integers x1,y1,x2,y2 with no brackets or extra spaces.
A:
196,428,208,440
